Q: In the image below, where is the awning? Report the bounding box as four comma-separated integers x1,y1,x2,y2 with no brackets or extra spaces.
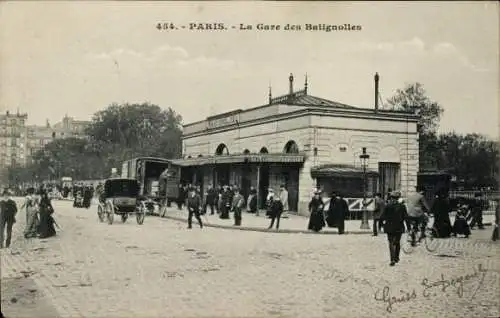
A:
311,164,379,179
171,153,306,167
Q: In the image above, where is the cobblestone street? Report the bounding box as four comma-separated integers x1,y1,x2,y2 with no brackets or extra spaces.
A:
1,198,499,318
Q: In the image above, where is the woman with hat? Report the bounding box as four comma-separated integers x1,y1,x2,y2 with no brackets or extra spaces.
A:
22,187,39,239
38,189,57,239
308,190,325,232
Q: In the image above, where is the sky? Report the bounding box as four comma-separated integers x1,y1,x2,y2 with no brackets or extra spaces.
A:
1,1,498,138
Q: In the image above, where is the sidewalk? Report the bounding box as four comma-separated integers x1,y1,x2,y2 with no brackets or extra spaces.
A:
161,208,373,235
160,207,496,235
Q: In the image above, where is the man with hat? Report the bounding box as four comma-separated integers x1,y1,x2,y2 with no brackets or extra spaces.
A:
231,187,245,226
0,189,18,248
186,186,203,229
379,191,408,266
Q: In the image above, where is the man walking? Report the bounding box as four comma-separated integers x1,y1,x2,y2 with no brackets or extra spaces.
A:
186,187,203,229
469,192,485,230
380,191,408,266
372,193,385,236
0,189,18,249
231,188,245,226
205,184,217,215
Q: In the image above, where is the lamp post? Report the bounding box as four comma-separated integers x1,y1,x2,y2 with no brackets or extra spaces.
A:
359,147,370,229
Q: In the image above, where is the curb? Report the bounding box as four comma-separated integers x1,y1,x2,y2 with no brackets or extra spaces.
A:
161,215,373,235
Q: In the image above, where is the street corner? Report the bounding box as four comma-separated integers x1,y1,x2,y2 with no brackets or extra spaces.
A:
1,276,60,318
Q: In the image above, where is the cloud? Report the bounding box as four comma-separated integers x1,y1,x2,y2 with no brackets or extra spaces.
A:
359,37,489,72
87,44,235,69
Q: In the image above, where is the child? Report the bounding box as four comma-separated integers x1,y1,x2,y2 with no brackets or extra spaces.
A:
452,204,471,238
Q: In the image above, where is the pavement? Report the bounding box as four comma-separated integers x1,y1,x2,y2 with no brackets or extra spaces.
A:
160,206,496,235
1,198,499,318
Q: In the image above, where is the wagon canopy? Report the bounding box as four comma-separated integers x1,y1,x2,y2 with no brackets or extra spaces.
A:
104,178,140,197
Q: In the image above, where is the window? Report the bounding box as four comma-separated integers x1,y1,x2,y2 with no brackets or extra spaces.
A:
378,162,401,197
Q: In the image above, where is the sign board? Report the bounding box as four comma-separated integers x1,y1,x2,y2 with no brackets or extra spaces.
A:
207,113,239,129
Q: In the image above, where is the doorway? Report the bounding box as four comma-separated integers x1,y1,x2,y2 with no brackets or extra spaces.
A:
259,165,270,209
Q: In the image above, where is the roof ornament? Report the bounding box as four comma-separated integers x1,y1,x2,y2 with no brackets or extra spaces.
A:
304,73,308,94
268,81,272,104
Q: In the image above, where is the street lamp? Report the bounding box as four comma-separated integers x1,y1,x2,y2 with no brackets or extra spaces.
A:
359,147,370,229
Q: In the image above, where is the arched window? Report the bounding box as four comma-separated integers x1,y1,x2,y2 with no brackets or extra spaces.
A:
243,149,250,154
283,140,299,154
259,147,269,154
215,143,229,156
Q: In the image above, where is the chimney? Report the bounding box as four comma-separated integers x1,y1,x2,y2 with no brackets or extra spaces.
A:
289,73,294,95
374,72,379,112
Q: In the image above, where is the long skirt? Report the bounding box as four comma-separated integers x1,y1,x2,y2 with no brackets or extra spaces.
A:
308,211,325,232
38,211,56,239
453,218,470,236
24,207,39,238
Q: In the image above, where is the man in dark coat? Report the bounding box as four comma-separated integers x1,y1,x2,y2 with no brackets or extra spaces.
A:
492,199,499,241
372,193,386,236
380,191,408,266
267,194,284,230
331,193,348,234
469,192,485,230
0,190,18,248
205,184,217,215
219,186,231,219
231,188,245,226
186,187,203,229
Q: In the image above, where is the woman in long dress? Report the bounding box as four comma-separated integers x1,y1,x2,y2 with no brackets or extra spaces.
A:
22,188,39,239
308,191,325,232
38,190,56,239
432,190,453,238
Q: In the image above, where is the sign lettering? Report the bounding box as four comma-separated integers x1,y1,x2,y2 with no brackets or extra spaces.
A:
207,114,238,129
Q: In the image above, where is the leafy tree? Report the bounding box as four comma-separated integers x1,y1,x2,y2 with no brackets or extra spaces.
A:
386,83,444,134
85,102,183,162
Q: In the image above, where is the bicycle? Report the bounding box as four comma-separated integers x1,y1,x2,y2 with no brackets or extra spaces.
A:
402,215,439,254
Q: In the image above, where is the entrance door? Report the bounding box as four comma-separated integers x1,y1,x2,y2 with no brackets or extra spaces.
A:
215,166,230,187
259,165,270,209
378,162,401,197
283,169,299,212
241,165,251,199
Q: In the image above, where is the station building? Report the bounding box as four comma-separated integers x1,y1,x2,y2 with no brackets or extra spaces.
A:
172,73,419,216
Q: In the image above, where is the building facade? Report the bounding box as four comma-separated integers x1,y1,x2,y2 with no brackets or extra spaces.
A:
174,73,419,215
0,111,29,184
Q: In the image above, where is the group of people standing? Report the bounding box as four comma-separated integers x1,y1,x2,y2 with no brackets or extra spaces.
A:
0,186,57,249
177,183,290,229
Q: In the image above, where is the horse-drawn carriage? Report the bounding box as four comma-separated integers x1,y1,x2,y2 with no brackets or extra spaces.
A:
97,178,146,225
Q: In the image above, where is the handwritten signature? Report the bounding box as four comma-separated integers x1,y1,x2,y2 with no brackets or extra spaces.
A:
374,264,488,313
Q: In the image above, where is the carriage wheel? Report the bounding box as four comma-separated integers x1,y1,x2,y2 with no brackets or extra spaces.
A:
402,232,416,254
121,214,128,223
97,205,105,222
136,207,145,225
106,205,114,225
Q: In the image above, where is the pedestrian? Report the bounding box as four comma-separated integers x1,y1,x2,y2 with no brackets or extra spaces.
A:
22,188,39,239
492,199,499,241
186,186,203,229
205,184,217,215
469,192,485,230
38,190,57,239
452,203,471,238
307,190,325,232
246,186,257,214
265,188,275,218
431,190,453,238
176,184,185,210
331,192,348,234
372,193,385,236
279,185,289,218
267,193,284,230
0,189,18,248
379,191,408,266
231,188,245,226
219,186,231,219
